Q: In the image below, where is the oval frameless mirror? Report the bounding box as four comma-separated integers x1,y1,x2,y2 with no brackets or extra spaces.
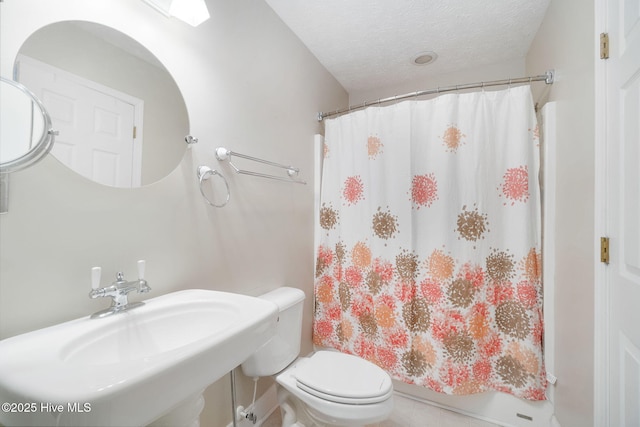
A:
14,21,189,188
0,77,55,173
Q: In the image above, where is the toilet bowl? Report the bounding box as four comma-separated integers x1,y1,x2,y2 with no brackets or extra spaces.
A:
240,287,394,427
276,351,394,426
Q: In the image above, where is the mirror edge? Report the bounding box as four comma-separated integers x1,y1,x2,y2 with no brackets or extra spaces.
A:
0,76,56,174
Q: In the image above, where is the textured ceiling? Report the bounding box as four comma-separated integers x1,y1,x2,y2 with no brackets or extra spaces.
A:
264,0,551,93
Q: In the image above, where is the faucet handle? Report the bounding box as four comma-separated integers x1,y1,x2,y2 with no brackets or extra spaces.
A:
91,267,101,290
137,260,146,280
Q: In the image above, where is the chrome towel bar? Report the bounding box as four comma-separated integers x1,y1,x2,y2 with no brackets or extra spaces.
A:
215,147,306,185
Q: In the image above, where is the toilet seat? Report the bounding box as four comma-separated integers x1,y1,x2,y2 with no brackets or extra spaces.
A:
276,352,395,426
293,351,393,404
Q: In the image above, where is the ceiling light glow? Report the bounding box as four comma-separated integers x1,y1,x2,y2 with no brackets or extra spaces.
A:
142,0,210,27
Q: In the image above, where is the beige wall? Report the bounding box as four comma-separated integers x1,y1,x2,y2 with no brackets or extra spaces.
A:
526,1,596,426
0,1,347,426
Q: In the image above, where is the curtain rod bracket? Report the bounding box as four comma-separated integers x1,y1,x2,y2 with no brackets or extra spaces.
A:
545,69,555,84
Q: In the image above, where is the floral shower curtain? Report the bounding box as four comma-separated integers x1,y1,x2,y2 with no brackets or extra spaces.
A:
313,86,546,400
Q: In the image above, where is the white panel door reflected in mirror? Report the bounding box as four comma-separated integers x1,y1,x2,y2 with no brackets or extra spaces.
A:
15,21,189,188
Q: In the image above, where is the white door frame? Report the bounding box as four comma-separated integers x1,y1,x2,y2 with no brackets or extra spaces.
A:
593,130,609,408
594,0,609,425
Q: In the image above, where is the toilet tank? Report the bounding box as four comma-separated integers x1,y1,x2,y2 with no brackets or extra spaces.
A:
241,287,306,377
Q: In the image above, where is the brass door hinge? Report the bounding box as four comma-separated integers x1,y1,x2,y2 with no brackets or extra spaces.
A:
133,126,137,139
601,237,610,264
600,33,610,59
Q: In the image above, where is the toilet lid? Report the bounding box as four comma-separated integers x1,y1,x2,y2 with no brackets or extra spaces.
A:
294,351,392,404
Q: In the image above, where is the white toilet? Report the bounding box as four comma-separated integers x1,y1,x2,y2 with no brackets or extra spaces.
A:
241,287,394,427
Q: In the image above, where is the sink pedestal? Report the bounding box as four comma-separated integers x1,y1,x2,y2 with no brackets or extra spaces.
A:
148,390,205,427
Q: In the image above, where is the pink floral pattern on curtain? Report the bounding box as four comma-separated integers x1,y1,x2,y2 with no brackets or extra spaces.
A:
314,86,546,400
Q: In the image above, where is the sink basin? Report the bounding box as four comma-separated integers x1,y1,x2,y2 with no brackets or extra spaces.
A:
0,289,279,427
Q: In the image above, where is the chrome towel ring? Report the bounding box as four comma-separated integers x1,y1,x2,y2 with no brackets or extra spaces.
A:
197,166,230,208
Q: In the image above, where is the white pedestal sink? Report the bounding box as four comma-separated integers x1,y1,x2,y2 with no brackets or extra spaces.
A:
0,289,279,427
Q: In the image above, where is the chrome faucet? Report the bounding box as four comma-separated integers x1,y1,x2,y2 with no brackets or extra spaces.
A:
89,260,151,318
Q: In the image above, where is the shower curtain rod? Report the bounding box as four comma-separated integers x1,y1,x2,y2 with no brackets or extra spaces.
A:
317,69,554,121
